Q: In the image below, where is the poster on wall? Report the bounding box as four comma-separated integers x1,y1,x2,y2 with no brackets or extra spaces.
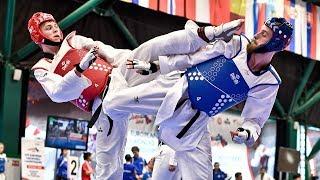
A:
307,127,320,176
124,114,158,162
124,130,158,162
208,112,276,179
21,138,45,180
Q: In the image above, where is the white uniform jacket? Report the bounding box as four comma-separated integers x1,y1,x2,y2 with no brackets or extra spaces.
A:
157,34,280,147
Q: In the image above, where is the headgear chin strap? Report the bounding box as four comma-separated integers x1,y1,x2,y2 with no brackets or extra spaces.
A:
254,17,293,53
43,39,63,46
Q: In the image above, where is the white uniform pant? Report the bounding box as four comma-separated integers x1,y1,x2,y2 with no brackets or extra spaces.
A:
97,22,207,179
104,79,213,179
175,131,212,180
94,99,129,180
152,145,182,180
158,100,213,180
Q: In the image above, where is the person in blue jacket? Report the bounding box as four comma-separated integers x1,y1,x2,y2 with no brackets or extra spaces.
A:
123,154,137,180
56,149,68,180
131,146,147,178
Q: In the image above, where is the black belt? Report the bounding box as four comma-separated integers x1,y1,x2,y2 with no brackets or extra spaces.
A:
158,141,166,146
87,78,113,136
174,98,188,111
176,110,201,139
87,104,113,136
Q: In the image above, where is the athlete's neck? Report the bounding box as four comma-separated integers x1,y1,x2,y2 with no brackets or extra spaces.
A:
40,44,60,55
248,51,275,72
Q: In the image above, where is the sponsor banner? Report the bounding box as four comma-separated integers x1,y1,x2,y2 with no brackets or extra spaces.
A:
21,138,45,180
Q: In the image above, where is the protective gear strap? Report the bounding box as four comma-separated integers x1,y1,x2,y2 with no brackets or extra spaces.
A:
43,38,62,46
42,52,54,60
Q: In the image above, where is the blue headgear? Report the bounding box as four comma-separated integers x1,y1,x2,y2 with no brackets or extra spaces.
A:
254,17,293,53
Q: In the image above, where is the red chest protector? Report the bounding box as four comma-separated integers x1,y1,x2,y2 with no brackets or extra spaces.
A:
54,48,112,112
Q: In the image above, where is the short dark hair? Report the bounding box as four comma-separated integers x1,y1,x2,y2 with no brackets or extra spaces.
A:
83,152,91,160
131,146,139,152
235,172,242,178
214,162,219,166
293,173,301,179
125,154,132,161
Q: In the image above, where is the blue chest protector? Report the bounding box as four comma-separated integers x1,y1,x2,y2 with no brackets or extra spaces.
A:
186,55,249,116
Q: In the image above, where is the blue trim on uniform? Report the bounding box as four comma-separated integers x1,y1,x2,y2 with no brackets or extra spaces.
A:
250,83,280,90
269,66,282,84
240,33,251,43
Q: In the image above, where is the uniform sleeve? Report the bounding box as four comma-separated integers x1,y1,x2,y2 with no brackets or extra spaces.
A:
158,36,241,74
33,69,91,103
241,84,279,140
168,152,178,166
69,35,131,67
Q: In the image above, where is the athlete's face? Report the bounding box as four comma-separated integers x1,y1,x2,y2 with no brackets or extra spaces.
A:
247,25,273,53
40,20,63,42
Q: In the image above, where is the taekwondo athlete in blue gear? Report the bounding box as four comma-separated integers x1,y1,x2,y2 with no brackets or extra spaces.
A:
103,17,293,180
156,17,293,146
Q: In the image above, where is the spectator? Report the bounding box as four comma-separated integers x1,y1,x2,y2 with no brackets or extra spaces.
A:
131,146,146,179
142,158,155,180
56,149,68,180
293,173,301,180
0,143,7,180
255,167,274,180
213,162,227,180
123,154,137,180
82,152,94,180
235,172,242,180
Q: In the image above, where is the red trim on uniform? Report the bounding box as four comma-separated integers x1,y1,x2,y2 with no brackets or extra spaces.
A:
186,0,196,21
66,36,76,49
43,58,52,62
159,0,168,13
32,67,48,71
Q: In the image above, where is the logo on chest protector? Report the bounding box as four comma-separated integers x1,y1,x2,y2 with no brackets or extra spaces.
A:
230,73,240,85
61,60,71,71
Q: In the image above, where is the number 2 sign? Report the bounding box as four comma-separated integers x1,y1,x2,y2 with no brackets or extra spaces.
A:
68,156,79,179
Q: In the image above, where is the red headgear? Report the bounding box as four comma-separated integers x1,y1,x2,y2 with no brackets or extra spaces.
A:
28,12,63,44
